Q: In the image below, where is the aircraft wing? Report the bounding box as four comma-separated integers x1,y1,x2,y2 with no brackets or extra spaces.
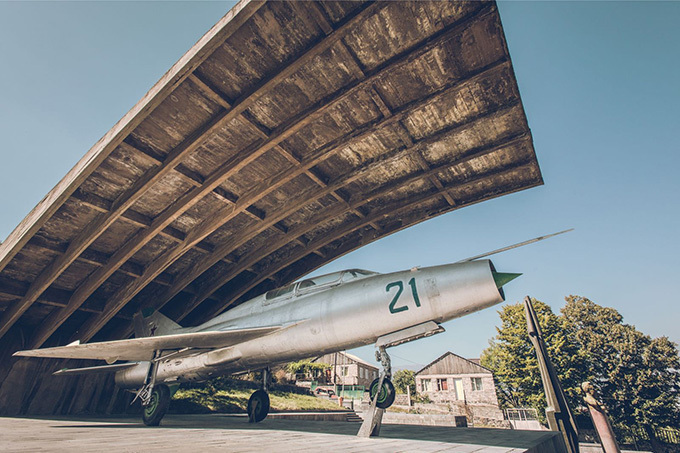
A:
13,325,282,362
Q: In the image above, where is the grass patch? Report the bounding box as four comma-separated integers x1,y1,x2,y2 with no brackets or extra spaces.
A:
170,386,345,414
268,391,343,412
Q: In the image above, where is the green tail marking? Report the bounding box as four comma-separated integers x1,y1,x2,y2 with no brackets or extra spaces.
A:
492,272,522,289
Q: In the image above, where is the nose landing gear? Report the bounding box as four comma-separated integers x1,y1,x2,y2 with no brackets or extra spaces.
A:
358,346,394,437
368,376,396,409
358,323,444,438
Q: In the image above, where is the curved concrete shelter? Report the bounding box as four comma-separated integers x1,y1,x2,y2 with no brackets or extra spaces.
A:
0,0,541,413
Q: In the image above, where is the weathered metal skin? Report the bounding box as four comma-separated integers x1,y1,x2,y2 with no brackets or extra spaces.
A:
115,260,505,389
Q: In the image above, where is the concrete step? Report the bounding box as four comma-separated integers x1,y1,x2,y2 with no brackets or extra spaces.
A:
346,411,364,423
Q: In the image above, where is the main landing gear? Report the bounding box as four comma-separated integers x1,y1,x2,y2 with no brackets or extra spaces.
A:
142,384,171,426
247,367,271,423
135,350,172,427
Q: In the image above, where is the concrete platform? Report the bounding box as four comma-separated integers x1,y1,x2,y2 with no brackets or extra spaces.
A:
0,413,567,452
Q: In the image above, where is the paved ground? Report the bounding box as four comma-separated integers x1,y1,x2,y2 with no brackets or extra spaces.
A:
0,413,565,452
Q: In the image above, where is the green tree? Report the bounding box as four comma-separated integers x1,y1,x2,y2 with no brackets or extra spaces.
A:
484,295,680,443
560,296,623,383
480,298,584,419
286,360,330,379
392,369,415,394
562,296,680,442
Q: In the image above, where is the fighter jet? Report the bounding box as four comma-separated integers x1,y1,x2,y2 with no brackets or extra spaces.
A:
15,231,568,426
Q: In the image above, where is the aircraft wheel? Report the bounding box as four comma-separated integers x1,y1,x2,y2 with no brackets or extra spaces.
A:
369,378,396,409
142,384,171,426
247,389,270,423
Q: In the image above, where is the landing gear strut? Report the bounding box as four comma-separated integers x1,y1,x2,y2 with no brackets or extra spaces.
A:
368,346,396,409
358,322,445,438
247,367,271,423
134,350,171,426
358,346,394,437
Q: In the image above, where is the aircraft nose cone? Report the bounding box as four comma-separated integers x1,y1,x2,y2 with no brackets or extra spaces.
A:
492,272,522,289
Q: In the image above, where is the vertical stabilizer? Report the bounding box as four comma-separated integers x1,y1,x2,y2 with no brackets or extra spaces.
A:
133,308,183,338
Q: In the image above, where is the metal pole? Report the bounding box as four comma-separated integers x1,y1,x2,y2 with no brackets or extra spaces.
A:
334,352,338,396
524,297,579,453
582,382,621,453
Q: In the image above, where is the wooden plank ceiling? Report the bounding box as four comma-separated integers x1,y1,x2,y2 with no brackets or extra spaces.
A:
0,0,542,349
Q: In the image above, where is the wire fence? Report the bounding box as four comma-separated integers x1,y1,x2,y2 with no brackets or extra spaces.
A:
504,407,539,421
617,425,680,447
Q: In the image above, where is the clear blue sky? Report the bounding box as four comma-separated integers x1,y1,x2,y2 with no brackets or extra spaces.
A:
1,2,678,370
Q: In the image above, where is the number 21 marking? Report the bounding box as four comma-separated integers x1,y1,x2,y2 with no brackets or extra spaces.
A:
386,278,421,314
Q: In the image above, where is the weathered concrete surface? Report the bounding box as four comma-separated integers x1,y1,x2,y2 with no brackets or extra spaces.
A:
0,413,566,452
379,410,510,428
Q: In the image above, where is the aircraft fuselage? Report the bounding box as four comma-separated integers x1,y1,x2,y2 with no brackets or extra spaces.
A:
115,259,507,388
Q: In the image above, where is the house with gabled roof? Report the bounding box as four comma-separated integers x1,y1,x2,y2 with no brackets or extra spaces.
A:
312,351,379,388
415,351,505,426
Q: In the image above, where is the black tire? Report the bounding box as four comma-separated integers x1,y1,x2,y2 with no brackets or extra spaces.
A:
247,389,270,423
369,378,396,409
142,384,171,426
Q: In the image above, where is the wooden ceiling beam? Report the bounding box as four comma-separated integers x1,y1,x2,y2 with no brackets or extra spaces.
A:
306,1,334,37
302,5,406,233
188,72,328,250
70,189,215,255
0,278,131,319
22,239,226,309
396,123,457,207
26,236,181,288
368,84,457,208
191,70,370,245
273,142,380,232
130,136,236,209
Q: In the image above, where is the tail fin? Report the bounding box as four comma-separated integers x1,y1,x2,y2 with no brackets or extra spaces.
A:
133,308,183,338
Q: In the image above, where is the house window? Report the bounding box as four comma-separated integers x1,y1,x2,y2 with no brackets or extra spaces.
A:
341,366,349,376
471,377,483,391
359,368,363,379
422,379,431,392
437,378,448,391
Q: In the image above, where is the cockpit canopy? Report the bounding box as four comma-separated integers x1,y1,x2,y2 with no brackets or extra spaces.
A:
264,269,378,301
